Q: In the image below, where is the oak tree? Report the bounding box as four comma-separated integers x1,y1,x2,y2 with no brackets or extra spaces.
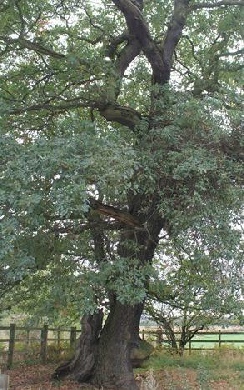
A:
0,0,243,388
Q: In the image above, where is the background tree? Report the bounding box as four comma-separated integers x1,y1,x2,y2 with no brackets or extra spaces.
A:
146,236,244,355
0,0,243,389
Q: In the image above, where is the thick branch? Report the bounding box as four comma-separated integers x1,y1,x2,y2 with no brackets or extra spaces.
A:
99,104,141,129
115,37,142,78
8,98,141,129
0,35,65,58
106,32,129,59
113,0,190,85
163,0,190,70
112,0,167,84
89,198,142,228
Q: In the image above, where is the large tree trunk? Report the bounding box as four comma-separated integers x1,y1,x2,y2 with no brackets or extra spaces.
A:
91,299,143,390
54,301,143,389
54,199,164,389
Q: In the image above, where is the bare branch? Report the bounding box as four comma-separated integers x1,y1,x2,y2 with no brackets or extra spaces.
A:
182,34,203,66
84,7,106,35
219,48,244,57
191,0,244,10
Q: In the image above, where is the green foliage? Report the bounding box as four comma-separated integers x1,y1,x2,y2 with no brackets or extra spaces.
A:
0,0,243,323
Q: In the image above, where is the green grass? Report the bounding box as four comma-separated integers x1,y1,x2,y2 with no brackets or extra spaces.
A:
135,347,244,389
139,348,221,371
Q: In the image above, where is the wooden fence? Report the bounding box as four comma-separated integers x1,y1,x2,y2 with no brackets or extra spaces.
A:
140,328,244,354
0,324,79,369
0,324,243,369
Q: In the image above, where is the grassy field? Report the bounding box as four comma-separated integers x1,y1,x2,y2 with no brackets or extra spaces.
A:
135,346,244,389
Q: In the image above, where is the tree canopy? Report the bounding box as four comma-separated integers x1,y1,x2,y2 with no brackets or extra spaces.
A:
0,0,243,388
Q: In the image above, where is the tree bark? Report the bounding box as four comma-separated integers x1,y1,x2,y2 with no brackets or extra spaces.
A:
53,301,143,389
54,199,164,389
91,299,143,390
53,310,103,382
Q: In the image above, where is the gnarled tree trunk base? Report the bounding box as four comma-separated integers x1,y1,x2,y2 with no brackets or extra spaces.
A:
53,303,153,389
53,310,103,382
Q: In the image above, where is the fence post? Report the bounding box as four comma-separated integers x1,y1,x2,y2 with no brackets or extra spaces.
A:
0,374,10,390
70,327,76,350
57,327,61,349
26,328,30,346
40,324,48,364
142,329,145,341
157,328,163,346
218,330,221,349
7,323,15,369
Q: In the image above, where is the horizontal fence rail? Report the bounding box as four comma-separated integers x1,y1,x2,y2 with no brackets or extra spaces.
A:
0,324,80,369
0,324,243,368
140,329,244,354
